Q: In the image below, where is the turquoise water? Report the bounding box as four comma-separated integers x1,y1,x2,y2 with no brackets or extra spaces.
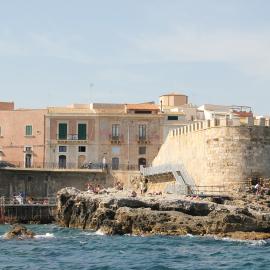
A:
1,224,270,269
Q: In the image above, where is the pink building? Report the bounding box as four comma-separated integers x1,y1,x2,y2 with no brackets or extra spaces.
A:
0,102,48,167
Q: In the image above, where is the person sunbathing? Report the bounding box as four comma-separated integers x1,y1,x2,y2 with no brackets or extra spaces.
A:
131,191,137,197
87,184,94,193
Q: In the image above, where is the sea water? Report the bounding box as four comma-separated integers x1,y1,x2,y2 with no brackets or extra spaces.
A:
1,224,270,270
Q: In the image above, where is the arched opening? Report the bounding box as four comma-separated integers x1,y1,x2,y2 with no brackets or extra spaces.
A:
138,158,146,169
78,155,86,168
59,155,66,169
112,157,119,170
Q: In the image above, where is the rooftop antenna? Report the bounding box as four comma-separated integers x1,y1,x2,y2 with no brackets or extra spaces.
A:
48,91,50,107
109,91,112,103
90,83,94,104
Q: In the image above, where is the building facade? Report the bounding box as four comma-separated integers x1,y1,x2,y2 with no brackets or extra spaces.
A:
45,103,164,170
0,103,48,167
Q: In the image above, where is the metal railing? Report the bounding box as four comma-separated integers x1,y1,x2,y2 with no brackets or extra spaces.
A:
1,161,141,171
56,134,89,140
164,184,229,195
109,134,124,141
136,135,149,142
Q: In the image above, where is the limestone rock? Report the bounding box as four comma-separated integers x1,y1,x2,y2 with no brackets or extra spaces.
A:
5,225,36,239
56,187,270,238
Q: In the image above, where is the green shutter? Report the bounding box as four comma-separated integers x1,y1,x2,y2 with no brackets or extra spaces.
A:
78,124,86,140
59,123,67,140
168,116,178,120
26,125,32,135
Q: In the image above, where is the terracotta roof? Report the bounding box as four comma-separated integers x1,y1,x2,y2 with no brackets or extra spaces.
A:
94,109,125,114
126,104,159,110
47,107,95,114
159,93,187,97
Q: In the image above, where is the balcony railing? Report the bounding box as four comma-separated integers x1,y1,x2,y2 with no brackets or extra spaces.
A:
109,134,124,142
136,135,149,143
0,161,140,171
56,134,89,140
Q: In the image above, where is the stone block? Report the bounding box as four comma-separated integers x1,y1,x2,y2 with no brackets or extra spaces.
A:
220,118,228,126
233,118,241,126
246,117,254,126
259,118,266,127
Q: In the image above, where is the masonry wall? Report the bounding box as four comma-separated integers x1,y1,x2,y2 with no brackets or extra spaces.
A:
153,123,270,186
0,169,141,198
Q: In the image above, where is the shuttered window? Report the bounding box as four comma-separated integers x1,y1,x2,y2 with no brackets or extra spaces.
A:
26,125,32,136
78,124,87,140
59,123,67,140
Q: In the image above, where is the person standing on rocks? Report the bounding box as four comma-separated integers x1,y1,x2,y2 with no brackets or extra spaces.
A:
140,179,145,196
255,182,261,196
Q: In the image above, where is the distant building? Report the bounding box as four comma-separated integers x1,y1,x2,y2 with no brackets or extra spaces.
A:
45,103,163,169
0,103,48,167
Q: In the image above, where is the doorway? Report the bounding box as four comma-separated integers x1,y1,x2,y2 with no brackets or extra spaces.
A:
59,155,66,169
138,158,146,169
78,155,86,168
25,154,32,168
112,157,119,170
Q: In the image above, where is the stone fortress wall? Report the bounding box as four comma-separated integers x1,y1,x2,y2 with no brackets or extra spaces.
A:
152,117,270,186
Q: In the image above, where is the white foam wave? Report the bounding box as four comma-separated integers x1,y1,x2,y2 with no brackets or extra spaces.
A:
34,233,55,239
95,229,105,235
209,235,268,246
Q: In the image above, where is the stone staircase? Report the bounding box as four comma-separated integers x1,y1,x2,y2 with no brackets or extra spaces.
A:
140,163,196,195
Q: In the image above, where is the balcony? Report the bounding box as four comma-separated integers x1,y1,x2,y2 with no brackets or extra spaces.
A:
109,134,124,144
136,135,150,144
56,134,89,143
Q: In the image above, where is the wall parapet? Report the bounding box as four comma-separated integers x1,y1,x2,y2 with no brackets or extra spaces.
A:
169,117,269,138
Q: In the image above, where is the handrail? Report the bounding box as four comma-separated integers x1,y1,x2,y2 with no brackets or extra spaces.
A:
141,163,196,195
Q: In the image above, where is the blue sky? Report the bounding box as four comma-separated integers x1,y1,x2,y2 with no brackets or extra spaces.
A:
0,0,270,115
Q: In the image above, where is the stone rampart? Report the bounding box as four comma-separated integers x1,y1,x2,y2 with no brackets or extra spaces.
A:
152,117,270,186
0,169,141,198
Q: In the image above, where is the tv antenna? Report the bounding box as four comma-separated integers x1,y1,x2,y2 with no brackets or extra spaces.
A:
90,83,94,104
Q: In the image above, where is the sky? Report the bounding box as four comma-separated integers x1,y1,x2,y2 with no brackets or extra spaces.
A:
0,0,270,115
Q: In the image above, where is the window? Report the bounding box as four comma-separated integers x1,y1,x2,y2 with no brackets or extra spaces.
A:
112,146,119,155
135,111,151,114
112,124,120,140
168,116,178,120
26,125,32,136
78,124,87,140
112,157,119,170
191,115,194,121
26,147,32,151
59,146,67,152
139,125,146,140
59,123,67,140
78,146,86,152
139,147,146,155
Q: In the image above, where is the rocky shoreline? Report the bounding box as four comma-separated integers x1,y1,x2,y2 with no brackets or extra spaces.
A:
56,187,270,240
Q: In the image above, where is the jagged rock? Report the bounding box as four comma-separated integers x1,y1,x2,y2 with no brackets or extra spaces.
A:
5,225,36,239
56,187,270,239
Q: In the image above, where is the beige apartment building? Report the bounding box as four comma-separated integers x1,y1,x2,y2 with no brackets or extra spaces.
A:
45,103,164,169
0,102,48,167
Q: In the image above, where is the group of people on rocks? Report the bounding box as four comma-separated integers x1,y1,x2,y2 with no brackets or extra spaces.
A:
86,184,103,194
131,179,162,198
